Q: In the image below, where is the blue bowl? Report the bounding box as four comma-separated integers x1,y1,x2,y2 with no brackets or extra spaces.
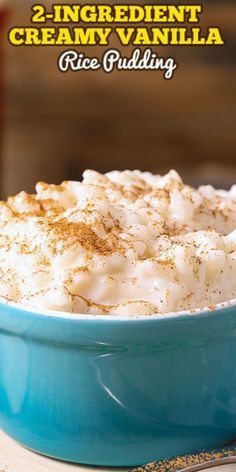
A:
0,302,236,466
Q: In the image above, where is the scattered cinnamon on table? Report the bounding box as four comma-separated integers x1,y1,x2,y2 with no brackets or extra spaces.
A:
132,445,236,471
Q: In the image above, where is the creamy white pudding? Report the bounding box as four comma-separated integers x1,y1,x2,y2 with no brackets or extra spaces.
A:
0,169,235,315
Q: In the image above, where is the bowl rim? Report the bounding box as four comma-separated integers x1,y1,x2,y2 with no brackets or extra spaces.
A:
1,297,236,322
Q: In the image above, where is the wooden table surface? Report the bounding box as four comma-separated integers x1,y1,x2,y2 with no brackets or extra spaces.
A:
0,430,110,472
0,430,235,472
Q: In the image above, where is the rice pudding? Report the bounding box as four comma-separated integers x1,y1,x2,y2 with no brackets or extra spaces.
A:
0,169,235,315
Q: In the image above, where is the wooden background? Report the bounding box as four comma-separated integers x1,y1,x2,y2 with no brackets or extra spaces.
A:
2,0,236,197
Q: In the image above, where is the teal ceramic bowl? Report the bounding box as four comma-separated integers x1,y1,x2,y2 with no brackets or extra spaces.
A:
0,301,236,466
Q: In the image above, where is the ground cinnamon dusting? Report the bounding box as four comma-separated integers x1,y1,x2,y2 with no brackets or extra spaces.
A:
0,169,235,315
133,446,236,471
45,220,114,255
